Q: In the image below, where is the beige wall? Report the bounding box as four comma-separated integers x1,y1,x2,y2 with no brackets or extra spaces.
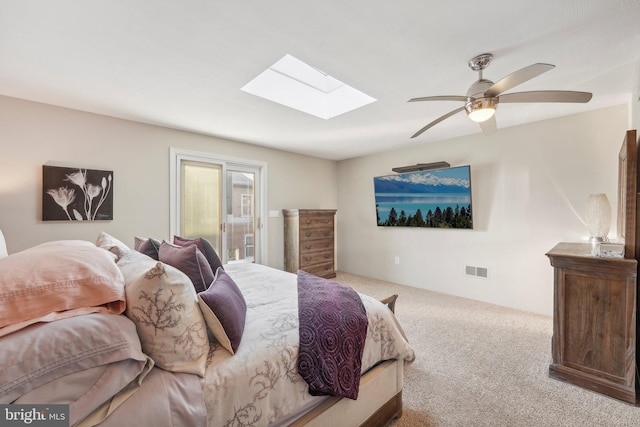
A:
633,61,640,131
0,94,632,316
336,105,628,316
0,95,337,269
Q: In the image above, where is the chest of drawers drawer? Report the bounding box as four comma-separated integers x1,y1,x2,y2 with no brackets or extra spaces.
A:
299,215,334,230
300,228,334,241
300,249,333,267
300,238,333,253
302,262,335,278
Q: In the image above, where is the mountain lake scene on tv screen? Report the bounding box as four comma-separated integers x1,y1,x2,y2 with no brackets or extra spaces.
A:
374,166,472,229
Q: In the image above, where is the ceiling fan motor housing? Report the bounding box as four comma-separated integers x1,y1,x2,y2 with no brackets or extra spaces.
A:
465,79,498,121
466,79,493,99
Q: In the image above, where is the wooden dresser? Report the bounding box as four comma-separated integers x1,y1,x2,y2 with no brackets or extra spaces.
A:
283,209,336,279
546,242,638,404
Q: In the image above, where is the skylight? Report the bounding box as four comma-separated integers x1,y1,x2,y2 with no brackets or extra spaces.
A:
241,54,376,119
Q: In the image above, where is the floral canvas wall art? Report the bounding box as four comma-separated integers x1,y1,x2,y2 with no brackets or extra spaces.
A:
42,165,113,221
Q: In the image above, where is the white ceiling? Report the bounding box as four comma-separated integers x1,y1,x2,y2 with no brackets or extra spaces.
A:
1,1,639,160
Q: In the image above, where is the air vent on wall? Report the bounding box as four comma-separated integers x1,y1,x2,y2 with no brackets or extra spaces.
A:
466,265,489,279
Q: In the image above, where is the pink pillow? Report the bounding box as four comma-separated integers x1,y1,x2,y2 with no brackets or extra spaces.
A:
0,240,126,337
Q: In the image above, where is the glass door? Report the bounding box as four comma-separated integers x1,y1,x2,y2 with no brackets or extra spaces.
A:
180,160,222,253
171,148,265,265
225,168,257,263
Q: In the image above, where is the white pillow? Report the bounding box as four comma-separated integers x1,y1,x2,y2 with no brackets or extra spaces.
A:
96,231,130,261
0,229,7,259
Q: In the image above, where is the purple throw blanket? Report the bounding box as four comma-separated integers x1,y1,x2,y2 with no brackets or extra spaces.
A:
296,270,368,400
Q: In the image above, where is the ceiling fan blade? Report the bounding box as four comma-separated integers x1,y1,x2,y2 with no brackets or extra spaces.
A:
408,95,468,103
411,106,465,139
485,63,555,97
499,90,592,103
479,116,497,135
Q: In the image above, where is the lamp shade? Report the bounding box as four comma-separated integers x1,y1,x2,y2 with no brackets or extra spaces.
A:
585,193,611,242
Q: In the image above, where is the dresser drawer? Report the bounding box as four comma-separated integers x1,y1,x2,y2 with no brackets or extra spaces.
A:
300,238,333,253
300,249,333,267
300,228,334,241
302,262,335,278
299,215,334,229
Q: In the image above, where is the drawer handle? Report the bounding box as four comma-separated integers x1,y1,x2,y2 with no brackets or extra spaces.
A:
304,220,312,225
305,232,312,237
323,219,330,224
304,256,312,262
304,245,312,249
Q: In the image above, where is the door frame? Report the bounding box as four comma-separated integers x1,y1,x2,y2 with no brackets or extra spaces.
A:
169,147,268,264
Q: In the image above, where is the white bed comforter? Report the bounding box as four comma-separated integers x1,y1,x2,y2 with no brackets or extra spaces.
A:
202,263,415,427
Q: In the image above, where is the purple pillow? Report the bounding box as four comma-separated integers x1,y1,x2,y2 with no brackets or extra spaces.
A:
158,241,214,293
134,237,161,260
197,268,246,354
173,236,223,273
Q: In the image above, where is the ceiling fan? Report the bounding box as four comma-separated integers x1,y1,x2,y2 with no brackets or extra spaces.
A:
408,53,592,138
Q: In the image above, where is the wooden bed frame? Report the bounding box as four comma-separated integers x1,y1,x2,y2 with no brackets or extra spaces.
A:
292,359,404,427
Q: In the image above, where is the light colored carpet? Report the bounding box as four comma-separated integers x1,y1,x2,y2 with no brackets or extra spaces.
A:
334,271,640,427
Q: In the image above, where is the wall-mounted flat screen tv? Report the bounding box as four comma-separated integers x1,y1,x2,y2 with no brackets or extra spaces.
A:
374,165,472,229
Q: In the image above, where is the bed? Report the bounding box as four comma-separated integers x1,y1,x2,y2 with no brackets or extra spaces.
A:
0,233,415,427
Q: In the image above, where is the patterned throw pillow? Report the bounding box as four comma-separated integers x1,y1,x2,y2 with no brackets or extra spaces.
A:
158,241,214,293
198,267,247,354
173,235,224,273
117,250,209,377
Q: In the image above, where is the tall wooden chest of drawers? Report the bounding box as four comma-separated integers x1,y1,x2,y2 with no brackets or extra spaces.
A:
283,209,336,279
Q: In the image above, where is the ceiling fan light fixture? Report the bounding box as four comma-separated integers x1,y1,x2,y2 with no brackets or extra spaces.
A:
465,97,498,122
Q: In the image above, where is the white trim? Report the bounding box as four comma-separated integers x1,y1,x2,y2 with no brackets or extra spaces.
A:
169,147,268,264
0,229,7,258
